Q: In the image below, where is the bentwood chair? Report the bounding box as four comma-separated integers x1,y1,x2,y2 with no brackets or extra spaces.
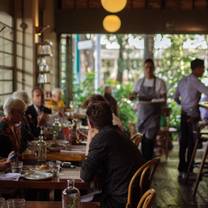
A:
186,123,208,183
126,157,160,208
130,132,143,146
137,188,156,208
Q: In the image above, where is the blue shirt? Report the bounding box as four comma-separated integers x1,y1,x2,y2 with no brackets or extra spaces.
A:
174,74,208,117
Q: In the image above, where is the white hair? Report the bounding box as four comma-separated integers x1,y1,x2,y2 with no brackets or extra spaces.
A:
12,91,30,105
52,88,62,96
3,96,26,116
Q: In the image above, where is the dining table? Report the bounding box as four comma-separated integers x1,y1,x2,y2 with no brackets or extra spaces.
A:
22,144,86,162
0,167,88,190
26,201,100,208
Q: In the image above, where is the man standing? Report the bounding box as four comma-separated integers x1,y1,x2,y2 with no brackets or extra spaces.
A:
133,59,166,161
174,58,208,177
81,102,143,208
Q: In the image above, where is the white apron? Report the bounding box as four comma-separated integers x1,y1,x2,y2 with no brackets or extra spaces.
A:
137,78,161,139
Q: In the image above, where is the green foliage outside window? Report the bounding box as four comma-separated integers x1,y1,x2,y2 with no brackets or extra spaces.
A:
72,35,208,133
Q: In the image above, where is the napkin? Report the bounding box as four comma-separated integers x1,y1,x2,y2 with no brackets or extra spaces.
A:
0,173,21,181
80,190,102,202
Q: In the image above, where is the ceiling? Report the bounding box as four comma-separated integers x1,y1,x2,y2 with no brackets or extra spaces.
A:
60,0,208,10
55,0,208,34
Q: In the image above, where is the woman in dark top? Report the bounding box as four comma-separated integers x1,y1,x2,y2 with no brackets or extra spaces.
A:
81,102,144,208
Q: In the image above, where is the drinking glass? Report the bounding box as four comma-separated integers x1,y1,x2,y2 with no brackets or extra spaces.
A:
10,161,23,173
0,197,5,208
7,199,25,208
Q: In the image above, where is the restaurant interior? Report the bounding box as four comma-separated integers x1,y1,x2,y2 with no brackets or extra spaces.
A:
1,0,208,208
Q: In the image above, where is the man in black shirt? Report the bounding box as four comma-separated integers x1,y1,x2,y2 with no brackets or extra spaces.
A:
81,102,144,208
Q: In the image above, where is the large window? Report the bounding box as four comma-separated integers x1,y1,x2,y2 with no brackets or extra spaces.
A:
0,14,14,105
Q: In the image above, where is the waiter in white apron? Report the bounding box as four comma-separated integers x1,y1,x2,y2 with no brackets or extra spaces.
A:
133,59,167,161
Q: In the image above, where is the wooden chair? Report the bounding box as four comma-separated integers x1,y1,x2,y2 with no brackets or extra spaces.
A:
193,142,208,197
130,132,143,146
137,188,156,208
154,107,176,160
186,124,208,183
126,157,160,208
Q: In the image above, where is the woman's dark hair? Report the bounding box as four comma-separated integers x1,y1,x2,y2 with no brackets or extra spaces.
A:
86,101,112,129
82,94,106,108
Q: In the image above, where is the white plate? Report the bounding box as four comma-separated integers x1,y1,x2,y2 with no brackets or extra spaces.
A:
23,171,53,180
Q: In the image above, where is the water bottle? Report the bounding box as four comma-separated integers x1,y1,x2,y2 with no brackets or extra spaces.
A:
36,128,47,163
52,118,62,141
62,179,80,208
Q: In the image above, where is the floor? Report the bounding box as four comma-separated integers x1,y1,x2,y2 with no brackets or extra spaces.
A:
153,142,208,208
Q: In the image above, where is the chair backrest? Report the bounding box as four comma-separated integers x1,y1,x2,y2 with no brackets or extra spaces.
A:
130,132,143,146
137,188,156,208
126,157,160,208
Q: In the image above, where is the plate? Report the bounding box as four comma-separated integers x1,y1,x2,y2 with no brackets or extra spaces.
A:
23,170,53,180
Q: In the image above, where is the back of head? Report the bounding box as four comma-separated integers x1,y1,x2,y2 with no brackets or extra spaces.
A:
191,58,204,71
3,96,26,116
83,94,106,108
13,91,30,105
87,101,112,130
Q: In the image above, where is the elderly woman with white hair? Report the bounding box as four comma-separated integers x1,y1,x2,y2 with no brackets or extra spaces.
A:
47,88,65,112
0,96,29,157
12,90,30,105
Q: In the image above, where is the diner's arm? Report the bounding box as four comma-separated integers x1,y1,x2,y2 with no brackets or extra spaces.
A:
195,78,208,95
0,159,10,171
81,135,106,182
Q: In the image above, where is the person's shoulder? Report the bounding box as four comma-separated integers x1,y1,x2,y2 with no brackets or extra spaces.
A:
58,100,65,107
177,75,189,86
0,118,8,129
0,118,11,136
134,78,143,89
156,77,166,84
43,106,52,114
25,104,35,113
92,126,118,143
137,77,144,83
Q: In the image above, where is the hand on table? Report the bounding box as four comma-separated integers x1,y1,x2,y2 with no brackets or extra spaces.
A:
0,159,10,171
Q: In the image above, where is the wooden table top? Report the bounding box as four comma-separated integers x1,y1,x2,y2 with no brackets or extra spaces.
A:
0,178,87,190
0,167,88,190
26,201,99,208
22,144,86,162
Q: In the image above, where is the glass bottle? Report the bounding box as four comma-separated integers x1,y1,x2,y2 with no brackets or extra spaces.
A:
52,118,62,142
71,120,77,144
62,179,80,208
36,128,47,163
